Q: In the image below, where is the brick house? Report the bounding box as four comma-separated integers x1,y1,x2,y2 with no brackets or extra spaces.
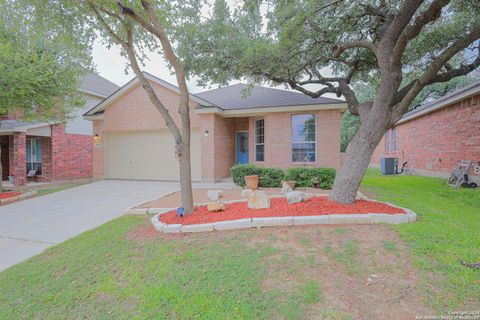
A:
1,74,119,187
371,79,480,177
84,72,345,182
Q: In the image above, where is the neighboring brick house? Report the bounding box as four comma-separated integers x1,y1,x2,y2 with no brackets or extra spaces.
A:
371,79,480,177
83,72,345,182
0,74,119,187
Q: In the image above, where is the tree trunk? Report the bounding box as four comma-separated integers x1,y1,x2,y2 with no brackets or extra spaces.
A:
329,112,389,204
178,140,194,214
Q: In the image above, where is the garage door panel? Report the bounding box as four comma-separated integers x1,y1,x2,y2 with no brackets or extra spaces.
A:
106,130,201,181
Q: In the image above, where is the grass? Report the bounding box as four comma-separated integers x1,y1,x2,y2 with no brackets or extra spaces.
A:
0,217,325,319
1,169,478,317
361,169,480,310
35,182,88,196
324,239,359,275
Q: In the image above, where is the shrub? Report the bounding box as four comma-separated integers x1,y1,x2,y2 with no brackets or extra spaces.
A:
259,167,285,188
231,165,336,189
285,167,336,189
231,165,285,188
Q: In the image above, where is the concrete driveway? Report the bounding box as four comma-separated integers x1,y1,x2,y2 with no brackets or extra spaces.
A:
0,180,231,271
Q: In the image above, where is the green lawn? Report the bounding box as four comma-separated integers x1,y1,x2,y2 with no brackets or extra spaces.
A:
0,171,478,318
361,169,480,310
35,182,89,196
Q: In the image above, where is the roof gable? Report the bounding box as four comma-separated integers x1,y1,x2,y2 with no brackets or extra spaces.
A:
83,72,216,118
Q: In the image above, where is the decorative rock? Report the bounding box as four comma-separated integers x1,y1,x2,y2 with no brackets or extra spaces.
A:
281,181,293,194
241,188,254,198
356,191,369,200
286,191,314,204
303,193,314,201
286,191,304,204
207,201,226,212
247,190,270,209
207,189,222,201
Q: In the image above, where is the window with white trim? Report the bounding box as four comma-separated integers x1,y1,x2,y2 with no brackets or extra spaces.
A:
254,118,265,162
291,114,316,162
26,138,42,175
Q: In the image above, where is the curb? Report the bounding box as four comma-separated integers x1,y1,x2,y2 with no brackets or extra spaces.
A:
0,191,37,204
151,206,417,234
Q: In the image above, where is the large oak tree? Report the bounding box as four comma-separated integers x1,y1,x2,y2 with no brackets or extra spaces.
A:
176,0,480,203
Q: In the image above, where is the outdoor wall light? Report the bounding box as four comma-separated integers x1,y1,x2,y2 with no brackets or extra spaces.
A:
204,130,209,137
94,134,99,141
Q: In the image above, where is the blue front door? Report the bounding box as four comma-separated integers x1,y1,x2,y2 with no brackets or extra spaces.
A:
236,132,249,164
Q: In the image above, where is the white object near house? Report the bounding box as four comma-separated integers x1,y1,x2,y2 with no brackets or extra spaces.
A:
281,181,293,194
247,190,270,209
241,189,254,198
286,191,313,204
286,191,304,204
207,189,222,201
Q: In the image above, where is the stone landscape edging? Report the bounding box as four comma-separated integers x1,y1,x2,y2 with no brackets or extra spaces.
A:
150,208,417,234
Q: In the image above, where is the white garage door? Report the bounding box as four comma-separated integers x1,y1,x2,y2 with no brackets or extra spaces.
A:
105,130,201,181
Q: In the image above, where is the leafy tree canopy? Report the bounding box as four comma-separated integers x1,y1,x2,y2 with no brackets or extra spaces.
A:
0,0,94,121
176,0,480,108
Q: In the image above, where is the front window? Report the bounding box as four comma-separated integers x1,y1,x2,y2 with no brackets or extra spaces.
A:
254,118,264,162
292,114,316,162
26,138,42,175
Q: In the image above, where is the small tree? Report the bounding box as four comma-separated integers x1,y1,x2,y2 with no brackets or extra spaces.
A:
0,1,89,191
176,0,480,203
82,0,196,213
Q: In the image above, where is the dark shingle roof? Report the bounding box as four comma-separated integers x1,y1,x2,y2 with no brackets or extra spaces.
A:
79,73,120,98
195,83,344,110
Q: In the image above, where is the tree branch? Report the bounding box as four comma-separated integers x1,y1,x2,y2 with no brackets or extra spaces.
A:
87,1,182,143
392,0,450,61
117,1,190,147
387,26,480,126
333,40,377,58
384,0,424,43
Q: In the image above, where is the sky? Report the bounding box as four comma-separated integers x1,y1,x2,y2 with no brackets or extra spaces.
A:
90,0,338,98
92,37,338,98
92,38,206,93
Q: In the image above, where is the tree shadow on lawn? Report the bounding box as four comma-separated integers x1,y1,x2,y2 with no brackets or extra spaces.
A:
0,215,435,320
125,218,433,320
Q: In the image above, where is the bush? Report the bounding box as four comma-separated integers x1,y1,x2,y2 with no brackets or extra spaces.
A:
231,165,336,189
285,167,336,189
231,164,285,188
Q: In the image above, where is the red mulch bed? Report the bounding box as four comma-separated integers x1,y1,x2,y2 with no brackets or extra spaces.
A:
0,192,22,200
158,197,405,225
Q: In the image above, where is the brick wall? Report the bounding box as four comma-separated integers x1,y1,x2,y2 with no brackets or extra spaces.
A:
249,110,342,170
213,115,236,180
10,133,27,186
51,124,93,180
371,92,480,175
